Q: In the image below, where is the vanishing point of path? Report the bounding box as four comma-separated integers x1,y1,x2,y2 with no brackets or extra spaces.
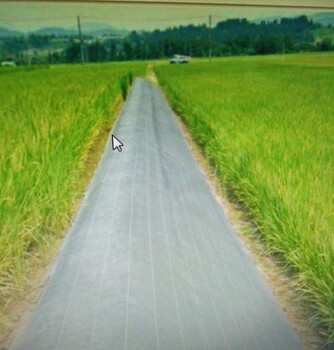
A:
12,79,304,350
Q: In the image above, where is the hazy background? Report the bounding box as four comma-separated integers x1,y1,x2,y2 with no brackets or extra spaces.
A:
0,0,333,32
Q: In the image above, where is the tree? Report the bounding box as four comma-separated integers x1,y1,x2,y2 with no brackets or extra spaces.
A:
47,51,63,64
108,41,118,61
283,34,295,53
65,42,81,63
255,35,280,55
317,38,332,52
123,41,134,61
87,41,107,62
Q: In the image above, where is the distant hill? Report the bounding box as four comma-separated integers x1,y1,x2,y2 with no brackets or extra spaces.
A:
33,27,77,36
32,23,128,38
309,12,334,26
79,22,128,37
0,27,23,38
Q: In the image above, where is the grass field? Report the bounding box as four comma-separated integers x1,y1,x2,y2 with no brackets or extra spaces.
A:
155,53,334,343
0,62,146,325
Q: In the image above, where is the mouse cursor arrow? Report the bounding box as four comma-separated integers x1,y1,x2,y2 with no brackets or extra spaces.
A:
112,134,124,152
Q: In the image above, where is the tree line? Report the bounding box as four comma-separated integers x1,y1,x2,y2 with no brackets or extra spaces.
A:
1,15,333,65
58,16,334,63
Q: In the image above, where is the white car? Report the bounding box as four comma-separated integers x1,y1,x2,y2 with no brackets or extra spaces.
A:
169,55,191,64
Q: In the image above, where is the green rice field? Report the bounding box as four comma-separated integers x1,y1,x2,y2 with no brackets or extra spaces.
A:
0,53,333,344
0,62,145,321
155,53,334,342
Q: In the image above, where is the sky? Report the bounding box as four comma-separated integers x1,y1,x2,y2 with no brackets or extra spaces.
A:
0,0,333,32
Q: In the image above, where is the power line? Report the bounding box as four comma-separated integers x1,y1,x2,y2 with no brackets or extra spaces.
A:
1,0,334,11
0,17,77,22
0,15,208,22
82,15,208,21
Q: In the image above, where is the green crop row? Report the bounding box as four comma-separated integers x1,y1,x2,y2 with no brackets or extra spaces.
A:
154,53,334,343
0,62,146,326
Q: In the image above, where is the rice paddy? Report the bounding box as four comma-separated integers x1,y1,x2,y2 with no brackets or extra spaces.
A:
0,62,146,327
154,53,334,343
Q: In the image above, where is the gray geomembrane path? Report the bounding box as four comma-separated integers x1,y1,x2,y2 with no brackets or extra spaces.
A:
12,79,304,350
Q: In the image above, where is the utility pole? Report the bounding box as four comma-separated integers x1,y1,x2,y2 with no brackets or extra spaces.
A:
77,16,85,64
209,15,212,61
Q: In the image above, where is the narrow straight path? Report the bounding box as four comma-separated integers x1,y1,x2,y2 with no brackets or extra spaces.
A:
12,79,304,350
